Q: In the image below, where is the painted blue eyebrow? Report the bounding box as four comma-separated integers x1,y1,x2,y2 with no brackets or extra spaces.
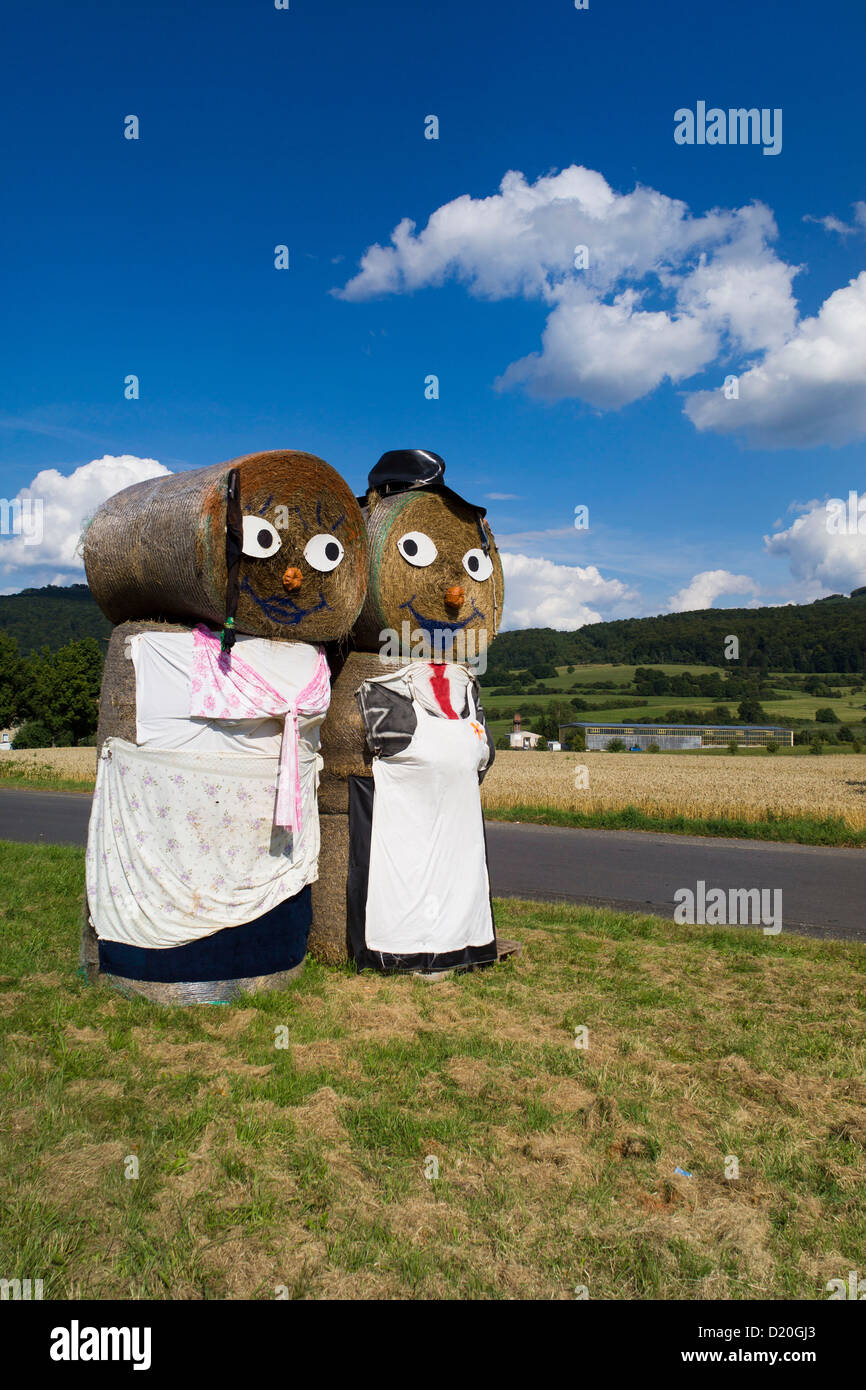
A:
257,495,274,515
315,499,346,530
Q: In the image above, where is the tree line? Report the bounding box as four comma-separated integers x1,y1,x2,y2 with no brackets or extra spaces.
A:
486,592,866,678
0,631,103,746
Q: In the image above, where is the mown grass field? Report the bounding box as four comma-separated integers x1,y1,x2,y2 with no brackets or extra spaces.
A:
1,842,864,1300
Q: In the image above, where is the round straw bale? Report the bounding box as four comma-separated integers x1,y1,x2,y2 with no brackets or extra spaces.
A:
309,813,350,964
84,450,368,643
318,651,403,811
352,489,503,653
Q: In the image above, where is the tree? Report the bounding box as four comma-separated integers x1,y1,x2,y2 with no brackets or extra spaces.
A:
22,637,103,744
815,707,839,723
737,694,767,724
0,630,25,728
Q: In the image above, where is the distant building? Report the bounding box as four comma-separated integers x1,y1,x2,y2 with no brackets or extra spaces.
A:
509,713,544,750
560,722,794,751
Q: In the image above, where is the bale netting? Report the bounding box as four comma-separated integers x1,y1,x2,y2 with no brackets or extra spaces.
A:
98,962,305,1006
309,813,351,964
84,449,368,643
352,487,504,654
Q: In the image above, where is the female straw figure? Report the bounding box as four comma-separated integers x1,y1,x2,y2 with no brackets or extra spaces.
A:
82,449,367,1004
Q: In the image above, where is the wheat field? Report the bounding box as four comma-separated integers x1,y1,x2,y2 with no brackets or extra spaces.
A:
3,745,866,830
482,750,866,829
0,747,97,787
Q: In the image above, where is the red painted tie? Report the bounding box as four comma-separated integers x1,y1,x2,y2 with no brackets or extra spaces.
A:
428,663,459,719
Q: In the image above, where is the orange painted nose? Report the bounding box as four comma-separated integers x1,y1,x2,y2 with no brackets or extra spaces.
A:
282,566,303,592
444,584,465,610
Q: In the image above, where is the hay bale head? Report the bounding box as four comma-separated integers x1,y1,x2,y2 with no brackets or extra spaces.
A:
84,449,367,642
352,488,504,653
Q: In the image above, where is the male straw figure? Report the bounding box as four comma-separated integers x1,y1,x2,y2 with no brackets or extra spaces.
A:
82,449,367,1003
311,449,516,975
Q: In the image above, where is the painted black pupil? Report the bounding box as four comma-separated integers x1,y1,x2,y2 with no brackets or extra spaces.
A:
257,529,274,550
325,541,340,561
403,538,418,556
467,554,479,572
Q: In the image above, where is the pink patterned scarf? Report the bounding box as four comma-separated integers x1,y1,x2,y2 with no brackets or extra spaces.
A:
190,624,331,835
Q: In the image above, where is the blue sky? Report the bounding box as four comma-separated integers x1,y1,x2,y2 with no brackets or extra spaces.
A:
1,0,864,626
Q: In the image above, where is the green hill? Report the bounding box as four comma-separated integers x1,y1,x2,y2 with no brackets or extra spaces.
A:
486,592,866,678
0,583,864,671
0,584,112,655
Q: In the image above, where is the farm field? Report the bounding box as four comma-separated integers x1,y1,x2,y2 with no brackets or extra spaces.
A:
481,662,866,734
0,746,96,791
1,841,864,1300
482,750,866,834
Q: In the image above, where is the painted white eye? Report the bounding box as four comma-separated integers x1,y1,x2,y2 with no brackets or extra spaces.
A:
242,516,282,559
304,533,344,572
397,532,437,567
462,547,493,581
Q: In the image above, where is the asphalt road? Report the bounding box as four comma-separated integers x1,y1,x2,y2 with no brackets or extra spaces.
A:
1,788,863,943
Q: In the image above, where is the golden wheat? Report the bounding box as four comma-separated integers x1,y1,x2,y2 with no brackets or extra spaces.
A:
481,750,866,829
0,747,97,786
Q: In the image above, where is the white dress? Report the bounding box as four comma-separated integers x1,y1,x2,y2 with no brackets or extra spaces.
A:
351,662,496,973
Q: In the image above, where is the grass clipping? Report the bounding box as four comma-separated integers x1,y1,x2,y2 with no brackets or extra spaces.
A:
1,840,865,1300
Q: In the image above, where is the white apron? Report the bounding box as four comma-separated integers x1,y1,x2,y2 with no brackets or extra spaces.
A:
363,673,495,957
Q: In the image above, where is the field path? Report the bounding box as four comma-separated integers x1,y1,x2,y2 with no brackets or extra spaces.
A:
0,788,862,943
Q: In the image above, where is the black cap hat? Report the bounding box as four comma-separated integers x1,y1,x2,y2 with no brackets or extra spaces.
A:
363,449,487,517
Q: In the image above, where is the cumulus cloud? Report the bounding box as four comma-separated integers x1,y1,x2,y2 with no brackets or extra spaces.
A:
0,454,169,585
684,273,866,448
334,164,866,445
763,496,866,592
667,569,758,612
500,551,637,630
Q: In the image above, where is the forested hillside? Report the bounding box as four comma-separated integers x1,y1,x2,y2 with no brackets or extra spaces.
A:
487,591,866,678
0,582,864,671
0,584,111,655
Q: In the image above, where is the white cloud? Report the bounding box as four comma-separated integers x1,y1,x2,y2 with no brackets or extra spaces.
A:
486,492,521,501
667,569,758,612
0,454,169,585
500,551,637,630
763,496,866,592
684,273,866,448
803,202,866,238
334,164,866,446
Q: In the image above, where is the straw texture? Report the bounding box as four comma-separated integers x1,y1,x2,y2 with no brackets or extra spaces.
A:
84,450,368,643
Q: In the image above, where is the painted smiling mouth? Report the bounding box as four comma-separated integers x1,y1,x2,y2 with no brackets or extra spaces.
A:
240,576,331,626
399,598,484,635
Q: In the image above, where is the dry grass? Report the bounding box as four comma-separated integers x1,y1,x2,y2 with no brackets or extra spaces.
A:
1,842,865,1300
482,750,866,831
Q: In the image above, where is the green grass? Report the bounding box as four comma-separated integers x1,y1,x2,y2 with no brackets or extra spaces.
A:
484,803,866,847
0,770,93,793
1,841,865,1299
